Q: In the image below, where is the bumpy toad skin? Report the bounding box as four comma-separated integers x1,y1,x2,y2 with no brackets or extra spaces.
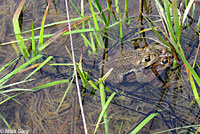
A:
100,45,172,83
135,51,173,83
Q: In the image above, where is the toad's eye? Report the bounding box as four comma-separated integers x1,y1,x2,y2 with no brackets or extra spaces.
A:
144,56,151,62
161,59,168,64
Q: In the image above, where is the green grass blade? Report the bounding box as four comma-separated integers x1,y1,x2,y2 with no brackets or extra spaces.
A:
12,0,29,58
0,55,43,84
154,124,200,134
95,32,105,48
142,15,169,47
115,0,119,13
171,0,180,41
76,64,88,85
74,24,94,51
171,43,200,105
0,93,22,105
94,92,116,134
131,112,159,134
188,73,200,106
50,63,73,66
0,88,35,94
56,73,74,112
197,63,200,71
32,80,69,91
192,2,195,19
88,0,104,48
2,18,93,46
101,68,113,82
69,0,83,17
0,79,34,90
99,81,109,134
88,21,96,52
24,56,53,80
38,0,51,47
154,0,167,23
0,113,12,129
0,57,19,74
88,80,98,90
17,17,82,35
88,0,99,31
32,22,37,57
184,0,189,25
182,0,194,25
120,14,123,39
163,0,176,42
81,0,84,16
123,0,128,19
100,16,135,31
81,17,87,50
38,28,94,51
95,0,108,26
198,17,200,32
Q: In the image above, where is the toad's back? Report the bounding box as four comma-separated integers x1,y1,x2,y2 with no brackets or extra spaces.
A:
101,47,161,83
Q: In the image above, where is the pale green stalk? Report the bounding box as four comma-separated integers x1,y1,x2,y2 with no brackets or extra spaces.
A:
12,0,29,58
99,81,109,134
0,55,43,84
32,80,69,90
24,56,53,80
95,0,108,26
115,0,119,13
0,113,11,129
94,92,116,134
56,73,74,112
88,21,96,52
131,112,159,134
182,0,194,24
38,0,51,47
32,22,37,57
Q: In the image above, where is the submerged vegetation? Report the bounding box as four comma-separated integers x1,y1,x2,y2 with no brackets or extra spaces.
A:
0,0,200,133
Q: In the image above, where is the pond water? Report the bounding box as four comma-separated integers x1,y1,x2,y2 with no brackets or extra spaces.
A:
0,0,200,134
